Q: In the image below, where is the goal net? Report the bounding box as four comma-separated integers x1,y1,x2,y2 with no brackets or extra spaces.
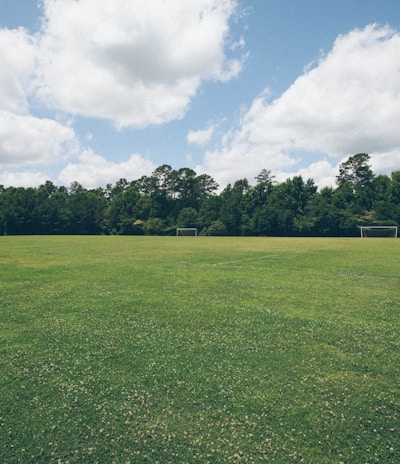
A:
360,226,398,238
176,227,197,236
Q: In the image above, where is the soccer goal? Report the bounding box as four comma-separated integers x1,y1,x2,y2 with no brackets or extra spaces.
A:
176,227,197,236
360,226,398,238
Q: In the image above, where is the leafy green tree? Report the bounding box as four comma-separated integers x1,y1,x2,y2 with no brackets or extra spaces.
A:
36,180,57,200
2,159,400,237
0,186,6,235
364,174,396,225
219,179,250,235
332,181,354,210
371,174,391,204
174,167,197,208
390,171,400,203
143,217,165,235
131,174,171,221
197,195,222,232
149,165,176,219
2,187,37,234
104,183,143,234
177,207,198,228
68,189,107,234
297,187,343,236
196,174,219,199
254,176,316,236
69,181,86,195
152,164,176,197
202,220,227,236
375,170,400,224
105,178,129,200
336,153,373,186
35,187,71,234
336,153,375,210
373,201,400,225
254,169,275,198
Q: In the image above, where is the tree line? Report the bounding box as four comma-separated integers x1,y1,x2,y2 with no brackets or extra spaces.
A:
1,154,400,236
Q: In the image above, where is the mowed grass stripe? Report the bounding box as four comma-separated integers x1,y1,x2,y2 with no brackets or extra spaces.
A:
0,236,399,463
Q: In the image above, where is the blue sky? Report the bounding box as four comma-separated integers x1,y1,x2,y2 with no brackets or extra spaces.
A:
1,0,400,190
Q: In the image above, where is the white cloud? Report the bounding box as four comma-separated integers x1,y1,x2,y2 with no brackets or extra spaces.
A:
200,24,400,188
0,27,36,113
3,5,400,193
0,111,76,166
187,125,215,146
370,150,400,176
35,0,242,129
0,170,50,188
283,160,339,189
0,0,242,187
58,149,156,189
231,36,245,51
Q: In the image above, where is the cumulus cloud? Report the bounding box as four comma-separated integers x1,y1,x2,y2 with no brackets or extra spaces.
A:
0,0,242,186
0,12,77,182
187,125,215,146
0,27,35,114
3,3,400,192
58,149,156,189
0,111,76,166
200,24,400,188
0,170,50,188
36,0,242,129
283,160,339,189
369,149,400,176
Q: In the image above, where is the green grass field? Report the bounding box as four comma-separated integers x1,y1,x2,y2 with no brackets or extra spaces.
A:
0,236,399,463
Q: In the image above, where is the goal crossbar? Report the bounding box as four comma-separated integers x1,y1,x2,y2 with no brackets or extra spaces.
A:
176,227,197,236
360,226,398,238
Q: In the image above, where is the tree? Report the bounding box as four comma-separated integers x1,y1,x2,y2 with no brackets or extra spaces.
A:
174,168,197,208
106,178,128,199
143,218,165,235
255,169,275,191
202,220,227,236
104,183,143,234
69,181,86,195
2,187,37,234
254,176,316,236
133,175,156,196
68,189,107,234
336,153,375,210
297,187,343,236
2,160,399,237
35,188,70,234
177,207,198,228
152,164,176,197
252,169,275,206
197,195,222,232
37,180,57,200
376,170,400,224
196,174,219,199
336,153,374,187
219,180,250,235
390,171,400,203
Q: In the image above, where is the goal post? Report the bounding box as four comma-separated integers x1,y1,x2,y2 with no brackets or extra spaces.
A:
176,227,198,236
360,226,398,238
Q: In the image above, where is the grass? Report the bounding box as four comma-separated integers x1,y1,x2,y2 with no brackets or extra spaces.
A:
0,236,399,463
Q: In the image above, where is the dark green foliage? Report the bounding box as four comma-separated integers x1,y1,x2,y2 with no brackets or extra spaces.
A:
1,154,399,236
201,219,228,235
336,153,374,187
177,207,198,228
336,153,375,211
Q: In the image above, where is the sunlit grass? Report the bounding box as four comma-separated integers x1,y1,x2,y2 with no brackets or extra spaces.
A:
0,236,399,463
